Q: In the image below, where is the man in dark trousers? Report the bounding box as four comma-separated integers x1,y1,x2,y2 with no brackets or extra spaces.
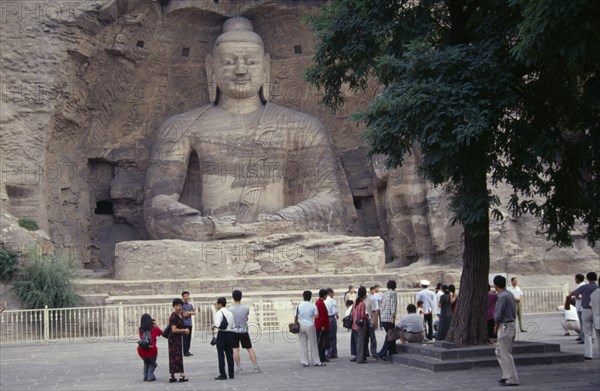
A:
494,275,519,387
213,297,235,380
567,272,599,360
181,291,196,356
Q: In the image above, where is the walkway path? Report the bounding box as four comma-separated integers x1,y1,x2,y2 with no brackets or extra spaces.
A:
1,313,598,390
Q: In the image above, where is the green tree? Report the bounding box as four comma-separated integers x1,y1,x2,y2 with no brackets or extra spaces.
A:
306,0,599,345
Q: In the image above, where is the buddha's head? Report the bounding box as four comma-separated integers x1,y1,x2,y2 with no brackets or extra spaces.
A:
207,17,270,103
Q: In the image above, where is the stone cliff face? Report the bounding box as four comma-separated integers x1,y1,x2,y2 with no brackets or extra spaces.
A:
1,0,597,273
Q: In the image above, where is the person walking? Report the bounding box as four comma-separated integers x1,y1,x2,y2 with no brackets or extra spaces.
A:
352,287,368,364
168,298,190,383
296,290,324,367
315,289,331,363
567,272,599,360
493,275,519,387
416,280,435,340
324,288,339,359
213,297,236,380
137,314,162,382
507,277,526,332
181,291,196,357
378,280,398,360
230,290,260,374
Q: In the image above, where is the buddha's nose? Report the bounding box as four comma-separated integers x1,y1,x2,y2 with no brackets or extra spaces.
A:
235,62,247,75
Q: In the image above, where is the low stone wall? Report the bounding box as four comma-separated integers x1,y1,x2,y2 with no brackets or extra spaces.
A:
113,233,386,280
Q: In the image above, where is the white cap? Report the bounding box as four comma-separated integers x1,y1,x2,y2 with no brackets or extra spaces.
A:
420,279,430,286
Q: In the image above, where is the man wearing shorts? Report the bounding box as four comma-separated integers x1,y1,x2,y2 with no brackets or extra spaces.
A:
230,290,260,373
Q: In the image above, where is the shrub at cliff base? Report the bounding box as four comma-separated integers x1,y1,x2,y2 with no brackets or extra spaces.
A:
12,254,82,309
0,246,20,282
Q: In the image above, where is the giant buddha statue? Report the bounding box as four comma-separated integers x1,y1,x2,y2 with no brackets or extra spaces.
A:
143,17,353,241
114,17,383,280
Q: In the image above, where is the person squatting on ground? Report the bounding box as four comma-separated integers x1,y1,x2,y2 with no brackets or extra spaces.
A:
558,298,581,336
137,313,162,382
230,290,260,373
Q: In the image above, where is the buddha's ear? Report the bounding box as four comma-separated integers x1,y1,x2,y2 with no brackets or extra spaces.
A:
260,52,271,103
206,54,217,103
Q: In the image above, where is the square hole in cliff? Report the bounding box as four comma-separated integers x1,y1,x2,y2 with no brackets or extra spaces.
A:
94,200,113,215
182,47,190,57
294,45,302,54
136,40,144,48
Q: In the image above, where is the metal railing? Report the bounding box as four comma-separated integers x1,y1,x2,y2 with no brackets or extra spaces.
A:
0,285,569,344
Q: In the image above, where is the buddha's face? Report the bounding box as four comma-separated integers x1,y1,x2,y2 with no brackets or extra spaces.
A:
212,41,266,100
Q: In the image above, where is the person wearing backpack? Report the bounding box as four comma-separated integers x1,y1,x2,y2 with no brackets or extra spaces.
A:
137,313,163,382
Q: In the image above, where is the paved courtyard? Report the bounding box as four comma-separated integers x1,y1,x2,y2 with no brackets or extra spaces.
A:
1,313,598,391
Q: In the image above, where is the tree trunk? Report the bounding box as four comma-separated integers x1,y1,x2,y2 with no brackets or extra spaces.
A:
446,211,490,346
446,134,490,346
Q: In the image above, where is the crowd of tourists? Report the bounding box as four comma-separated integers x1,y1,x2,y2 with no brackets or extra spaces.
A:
134,273,600,386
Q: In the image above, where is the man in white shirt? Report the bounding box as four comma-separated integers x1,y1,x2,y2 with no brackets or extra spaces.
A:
507,277,527,332
212,297,236,380
396,304,425,343
416,280,435,340
365,287,379,358
558,299,581,336
324,288,339,359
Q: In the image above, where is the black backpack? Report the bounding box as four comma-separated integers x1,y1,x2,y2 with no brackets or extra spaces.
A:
138,330,153,350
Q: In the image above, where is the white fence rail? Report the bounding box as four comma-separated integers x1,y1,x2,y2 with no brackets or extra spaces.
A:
0,286,568,344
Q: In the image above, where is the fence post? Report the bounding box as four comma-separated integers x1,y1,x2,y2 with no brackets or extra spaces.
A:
258,298,264,331
191,299,195,338
43,305,49,344
118,302,124,341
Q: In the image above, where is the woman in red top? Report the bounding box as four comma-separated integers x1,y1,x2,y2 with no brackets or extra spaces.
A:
352,287,368,364
137,313,163,382
315,289,331,363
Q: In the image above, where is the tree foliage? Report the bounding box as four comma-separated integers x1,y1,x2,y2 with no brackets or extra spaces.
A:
306,0,599,345
306,0,599,245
